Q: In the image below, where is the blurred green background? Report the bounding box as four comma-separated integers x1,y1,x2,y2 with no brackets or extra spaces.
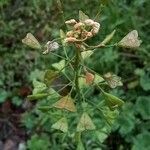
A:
0,0,150,150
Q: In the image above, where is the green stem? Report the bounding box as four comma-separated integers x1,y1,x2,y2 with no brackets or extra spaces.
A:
75,48,81,99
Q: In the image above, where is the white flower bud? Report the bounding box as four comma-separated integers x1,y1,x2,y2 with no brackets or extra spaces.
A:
64,37,77,43
65,19,77,25
84,19,95,26
92,22,100,35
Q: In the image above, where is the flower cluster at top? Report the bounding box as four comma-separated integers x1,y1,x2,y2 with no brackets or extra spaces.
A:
64,19,100,43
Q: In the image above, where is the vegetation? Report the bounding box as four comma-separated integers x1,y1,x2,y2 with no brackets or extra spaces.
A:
0,0,149,150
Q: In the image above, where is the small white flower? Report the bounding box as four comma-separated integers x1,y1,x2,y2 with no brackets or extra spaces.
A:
43,41,59,54
118,30,142,49
92,22,100,35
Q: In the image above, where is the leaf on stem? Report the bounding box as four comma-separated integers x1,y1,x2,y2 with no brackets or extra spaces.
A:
101,30,116,45
32,79,47,94
81,50,93,59
44,70,59,86
52,117,68,133
94,74,104,84
77,112,96,132
53,95,77,112
102,107,119,125
52,60,65,72
103,92,124,109
27,93,48,101
60,29,66,45
22,33,41,49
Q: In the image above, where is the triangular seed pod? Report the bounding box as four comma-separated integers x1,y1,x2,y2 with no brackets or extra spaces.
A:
22,33,41,49
52,117,68,133
53,95,77,112
77,112,96,132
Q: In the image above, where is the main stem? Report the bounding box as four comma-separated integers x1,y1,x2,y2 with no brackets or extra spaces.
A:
75,48,81,99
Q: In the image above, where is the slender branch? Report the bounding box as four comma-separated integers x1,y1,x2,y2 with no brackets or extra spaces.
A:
82,42,117,50
74,48,81,99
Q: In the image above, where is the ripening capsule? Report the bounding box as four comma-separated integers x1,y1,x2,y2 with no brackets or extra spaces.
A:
85,72,95,84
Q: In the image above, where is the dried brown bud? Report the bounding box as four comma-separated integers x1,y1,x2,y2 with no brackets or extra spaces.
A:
86,32,93,38
85,72,95,84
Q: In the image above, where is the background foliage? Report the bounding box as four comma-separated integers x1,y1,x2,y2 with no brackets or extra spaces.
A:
0,0,150,149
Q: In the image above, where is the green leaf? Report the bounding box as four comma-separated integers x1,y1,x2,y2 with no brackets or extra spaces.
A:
52,60,65,72
102,107,119,125
94,74,104,84
78,77,89,89
29,69,45,81
27,134,50,150
132,132,150,150
77,140,85,150
81,50,93,59
27,93,48,101
96,127,108,143
77,112,96,132
101,0,109,5
117,103,136,135
140,73,150,91
52,117,68,133
0,89,8,103
79,10,89,22
101,30,116,45
32,79,47,94
60,29,66,46
135,96,150,120
47,88,60,100
103,92,124,109
44,69,58,86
